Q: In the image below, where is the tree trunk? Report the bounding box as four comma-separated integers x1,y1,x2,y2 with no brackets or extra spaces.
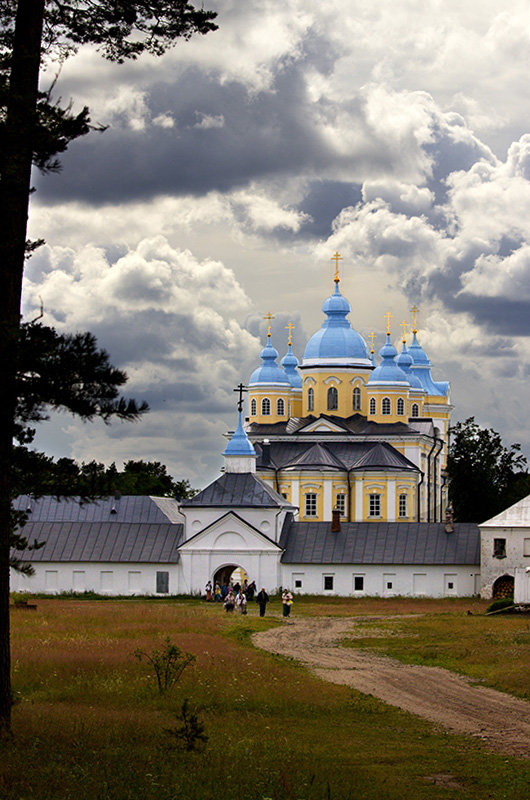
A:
0,0,44,734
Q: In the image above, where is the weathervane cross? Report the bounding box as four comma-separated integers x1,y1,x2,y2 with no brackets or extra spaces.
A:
331,251,343,283
285,321,295,346
368,331,376,353
401,319,409,342
384,311,393,335
263,311,275,338
233,382,248,413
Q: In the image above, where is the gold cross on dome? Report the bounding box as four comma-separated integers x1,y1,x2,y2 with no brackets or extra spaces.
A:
331,251,343,283
384,311,393,335
285,321,295,346
368,331,376,354
401,319,409,343
263,311,275,338
410,304,419,334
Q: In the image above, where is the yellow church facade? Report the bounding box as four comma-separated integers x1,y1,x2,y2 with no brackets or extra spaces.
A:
244,265,451,524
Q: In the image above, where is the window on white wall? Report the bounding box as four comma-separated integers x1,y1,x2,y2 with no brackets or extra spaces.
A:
493,538,506,558
369,494,381,517
156,571,169,593
323,575,334,591
353,575,364,592
305,493,317,516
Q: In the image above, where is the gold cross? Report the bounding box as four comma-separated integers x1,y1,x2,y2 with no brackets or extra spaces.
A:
368,331,376,353
410,304,419,334
263,311,275,338
331,251,343,283
384,311,393,335
401,319,409,343
285,322,295,346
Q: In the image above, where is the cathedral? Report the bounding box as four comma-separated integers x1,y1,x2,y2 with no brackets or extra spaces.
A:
12,257,486,598
245,260,451,526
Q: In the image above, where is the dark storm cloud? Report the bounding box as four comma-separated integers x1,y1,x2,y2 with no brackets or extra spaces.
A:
35,66,338,204
297,180,362,238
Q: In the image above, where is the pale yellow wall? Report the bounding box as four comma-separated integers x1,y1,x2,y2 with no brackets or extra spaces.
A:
290,392,303,418
302,371,370,417
332,480,349,519
363,480,388,521
367,388,410,424
249,389,291,424
300,481,324,520
395,482,416,521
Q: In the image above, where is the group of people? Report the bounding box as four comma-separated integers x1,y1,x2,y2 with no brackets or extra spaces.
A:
204,579,294,618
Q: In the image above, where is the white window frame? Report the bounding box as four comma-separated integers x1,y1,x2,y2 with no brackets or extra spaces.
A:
396,397,404,416
307,386,314,412
353,574,365,593
261,397,271,416
369,493,381,517
323,574,334,592
277,397,285,416
382,397,391,415
369,397,376,415
336,493,346,517
411,403,419,417
398,493,408,518
327,386,338,410
304,493,317,517
352,386,361,410
250,398,257,415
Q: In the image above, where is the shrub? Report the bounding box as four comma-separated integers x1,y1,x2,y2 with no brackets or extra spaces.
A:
134,637,195,694
165,698,208,751
486,598,514,614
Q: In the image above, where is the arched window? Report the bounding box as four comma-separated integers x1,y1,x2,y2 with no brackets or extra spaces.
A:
261,397,271,416
382,397,391,415
369,397,376,415
250,398,257,416
396,397,404,416
307,386,314,412
277,397,285,416
411,403,419,418
327,386,338,410
352,386,361,411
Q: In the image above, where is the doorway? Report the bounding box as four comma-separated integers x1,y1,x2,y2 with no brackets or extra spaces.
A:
213,564,248,588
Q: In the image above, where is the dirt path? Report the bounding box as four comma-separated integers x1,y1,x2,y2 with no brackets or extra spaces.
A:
252,616,530,758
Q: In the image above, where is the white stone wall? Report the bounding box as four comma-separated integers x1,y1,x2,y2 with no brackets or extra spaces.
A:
480,526,530,598
10,562,183,596
279,563,479,598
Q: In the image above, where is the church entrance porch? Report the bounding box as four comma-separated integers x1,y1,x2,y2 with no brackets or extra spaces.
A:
213,564,248,588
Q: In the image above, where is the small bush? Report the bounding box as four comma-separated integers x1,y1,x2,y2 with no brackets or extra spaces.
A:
486,598,514,614
165,698,208,751
134,637,195,694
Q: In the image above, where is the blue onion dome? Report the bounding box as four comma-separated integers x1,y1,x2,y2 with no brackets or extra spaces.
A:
407,332,446,396
368,335,409,386
302,282,371,366
397,343,424,391
249,339,290,386
223,411,256,456
281,344,302,388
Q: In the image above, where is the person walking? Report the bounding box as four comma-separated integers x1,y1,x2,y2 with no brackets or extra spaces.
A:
282,589,293,618
205,580,213,601
256,587,269,617
235,590,247,615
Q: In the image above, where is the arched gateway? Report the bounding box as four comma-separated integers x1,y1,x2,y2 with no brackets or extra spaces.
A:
213,564,248,587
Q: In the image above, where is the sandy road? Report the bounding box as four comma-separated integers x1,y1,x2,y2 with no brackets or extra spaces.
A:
252,616,530,757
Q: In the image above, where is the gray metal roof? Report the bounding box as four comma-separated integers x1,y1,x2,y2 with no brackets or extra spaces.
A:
279,521,480,565
248,413,419,437
254,440,418,473
11,521,183,563
14,495,183,524
181,472,292,508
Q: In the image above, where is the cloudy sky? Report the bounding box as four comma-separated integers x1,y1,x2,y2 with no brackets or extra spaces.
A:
23,0,530,486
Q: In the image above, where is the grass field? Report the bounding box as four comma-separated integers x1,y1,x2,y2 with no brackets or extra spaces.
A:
2,596,529,799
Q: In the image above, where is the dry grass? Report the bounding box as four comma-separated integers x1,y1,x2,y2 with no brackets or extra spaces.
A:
2,597,529,800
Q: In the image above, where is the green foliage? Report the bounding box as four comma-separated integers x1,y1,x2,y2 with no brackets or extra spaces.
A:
486,598,515,614
134,637,195,694
447,417,528,522
164,698,208,751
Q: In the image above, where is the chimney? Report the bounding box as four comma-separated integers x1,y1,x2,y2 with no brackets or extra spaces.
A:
444,503,454,534
331,507,341,533
261,438,271,466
